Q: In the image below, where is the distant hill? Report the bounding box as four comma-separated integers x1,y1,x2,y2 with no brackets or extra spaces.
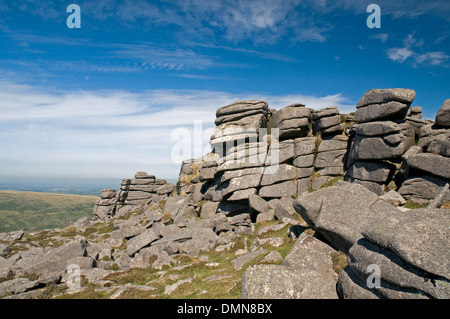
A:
0,190,97,233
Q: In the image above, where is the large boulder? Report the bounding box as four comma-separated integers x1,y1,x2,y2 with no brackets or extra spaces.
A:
356,89,416,108
354,89,415,123
362,207,450,279
436,99,450,128
293,182,399,252
345,161,396,195
339,207,450,299
418,124,450,152
354,101,410,123
398,175,450,201
215,100,269,126
270,104,312,140
347,121,414,164
406,153,450,180
242,234,339,299
19,238,88,276
347,238,449,299
126,229,159,257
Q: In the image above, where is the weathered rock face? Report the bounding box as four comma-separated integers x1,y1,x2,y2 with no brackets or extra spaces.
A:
313,107,345,136
347,121,414,163
345,161,396,195
399,175,450,201
406,153,450,180
210,100,270,155
354,89,415,123
270,104,312,140
293,182,399,253
19,237,88,277
397,119,450,201
436,99,450,128
242,234,339,299
356,89,416,109
343,89,421,197
339,207,450,299
313,135,348,190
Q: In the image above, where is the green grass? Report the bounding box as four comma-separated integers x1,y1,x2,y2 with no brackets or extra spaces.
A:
43,218,302,299
0,190,97,233
404,201,428,209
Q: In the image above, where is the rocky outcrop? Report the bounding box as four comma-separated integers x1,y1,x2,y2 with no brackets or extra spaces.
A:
93,171,175,220
345,89,417,195
398,107,450,201
338,207,450,299
2,88,449,299
291,180,450,299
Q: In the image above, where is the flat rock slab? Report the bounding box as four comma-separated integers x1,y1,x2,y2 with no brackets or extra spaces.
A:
362,207,450,280
242,264,338,299
22,238,88,276
348,238,450,299
398,175,450,201
356,88,416,108
164,276,196,295
354,101,410,123
126,229,159,256
293,182,399,253
406,153,450,180
233,249,267,270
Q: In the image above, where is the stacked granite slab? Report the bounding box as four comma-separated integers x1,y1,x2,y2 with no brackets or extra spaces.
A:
345,89,416,195
210,100,270,157
312,135,349,191
195,101,319,220
291,137,316,194
177,153,219,196
313,106,345,136
93,171,175,220
270,103,312,140
405,106,432,138
92,189,117,220
398,99,450,201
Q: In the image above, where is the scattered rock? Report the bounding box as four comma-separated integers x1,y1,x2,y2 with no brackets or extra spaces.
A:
126,229,159,257
379,190,406,206
164,276,196,295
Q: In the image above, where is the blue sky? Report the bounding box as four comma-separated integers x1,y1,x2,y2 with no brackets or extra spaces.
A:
0,0,449,180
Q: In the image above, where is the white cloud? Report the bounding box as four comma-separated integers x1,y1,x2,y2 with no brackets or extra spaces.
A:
371,33,389,44
414,51,449,66
0,80,352,180
76,0,329,44
386,34,448,67
386,47,414,63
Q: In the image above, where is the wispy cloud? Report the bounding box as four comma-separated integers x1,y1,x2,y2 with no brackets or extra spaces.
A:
0,80,352,179
386,34,449,67
108,44,220,71
387,47,414,63
371,33,389,44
